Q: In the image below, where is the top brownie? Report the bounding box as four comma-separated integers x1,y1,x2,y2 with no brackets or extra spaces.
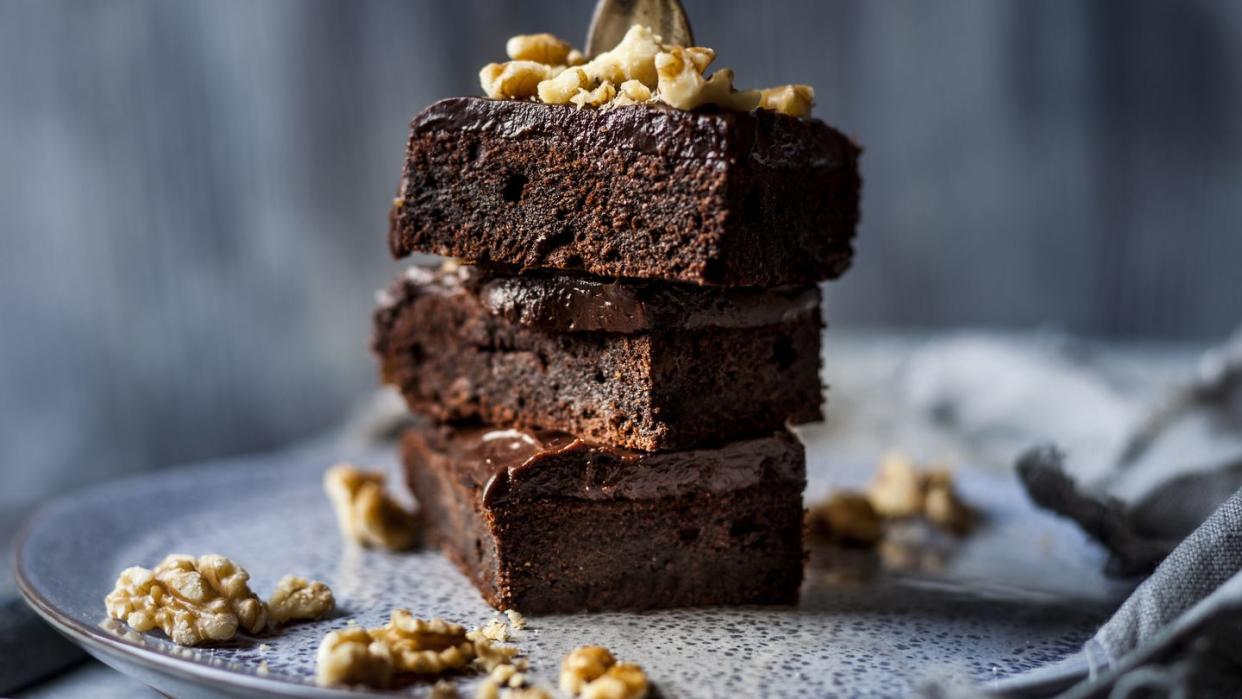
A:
389,97,861,287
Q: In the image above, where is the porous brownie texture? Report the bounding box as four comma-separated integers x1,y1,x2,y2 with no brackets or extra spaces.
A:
389,97,861,287
402,421,807,613
372,265,824,452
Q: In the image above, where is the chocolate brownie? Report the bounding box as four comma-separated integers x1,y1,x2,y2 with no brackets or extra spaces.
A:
373,265,824,451
402,420,806,613
389,97,861,287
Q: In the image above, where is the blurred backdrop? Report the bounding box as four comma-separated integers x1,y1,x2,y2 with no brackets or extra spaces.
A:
1,0,1240,508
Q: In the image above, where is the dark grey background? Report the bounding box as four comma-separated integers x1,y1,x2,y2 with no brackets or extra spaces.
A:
1,0,1240,508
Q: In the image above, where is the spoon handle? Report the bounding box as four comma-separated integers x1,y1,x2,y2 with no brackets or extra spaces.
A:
585,0,694,57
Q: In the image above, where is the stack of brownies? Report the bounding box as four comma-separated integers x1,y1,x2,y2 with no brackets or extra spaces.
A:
372,96,860,613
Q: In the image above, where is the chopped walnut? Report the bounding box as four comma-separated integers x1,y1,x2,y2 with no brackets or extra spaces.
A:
477,679,501,699
478,662,533,699
807,491,884,546
759,84,815,118
504,689,553,699
866,453,926,518
581,663,649,699
506,33,574,65
480,61,563,100
561,646,615,695
923,471,976,534
571,82,617,109
477,617,510,642
104,554,266,646
468,627,521,671
503,609,527,630
491,663,519,685
372,610,474,674
586,24,664,87
267,575,335,626
482,24,815,116
315,626,395,688
315,611,521,688
324,463,419,550
654,49,759,112
431,679,461,698
560,646,649,698
612,80,653,106
538,66,590,104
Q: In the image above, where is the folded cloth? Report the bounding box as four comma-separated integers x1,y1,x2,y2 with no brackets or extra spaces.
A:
1005,330,1242,697
1063,494,1242,699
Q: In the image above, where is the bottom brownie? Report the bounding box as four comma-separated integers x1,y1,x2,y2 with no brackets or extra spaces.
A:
402,420,806,614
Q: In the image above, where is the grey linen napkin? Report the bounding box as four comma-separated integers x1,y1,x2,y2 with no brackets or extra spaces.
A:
1003,331,1242,697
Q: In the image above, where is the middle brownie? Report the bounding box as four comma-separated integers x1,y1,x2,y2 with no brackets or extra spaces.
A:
373,264,824,451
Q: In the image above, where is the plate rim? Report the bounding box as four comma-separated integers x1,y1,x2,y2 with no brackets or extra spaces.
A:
11,474,368,698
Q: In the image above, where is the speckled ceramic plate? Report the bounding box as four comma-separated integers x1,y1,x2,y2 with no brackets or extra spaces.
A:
15,431,1132,698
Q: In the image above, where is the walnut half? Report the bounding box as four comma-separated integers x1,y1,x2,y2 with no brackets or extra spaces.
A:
373,610,475,674
104,554,267,646
324,463,420,550
315,610,525,689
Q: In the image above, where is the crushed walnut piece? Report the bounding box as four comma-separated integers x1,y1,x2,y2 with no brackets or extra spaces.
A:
477,662,540,699
503,609,527,630
866,454,977,534
477,617,511,642
866,453,927,519
480,61,562,100
430,679,460,698
266,575,335,626
923,470,977,534
506,33,575,66
807,491,884,547
315,610,528,690
760,84,815,119
809,454,978,554
480,24,815,117
104,554,266,646
560,646,649,699
324,463,420,550
468,627,521,671
371,610,475,674
316,626,396,688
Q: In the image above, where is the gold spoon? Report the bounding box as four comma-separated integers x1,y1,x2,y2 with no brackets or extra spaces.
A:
585,0,694,57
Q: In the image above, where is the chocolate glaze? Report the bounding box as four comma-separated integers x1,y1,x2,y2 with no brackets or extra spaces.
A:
383,264,821,334
410,97,859,169
412,421,805,507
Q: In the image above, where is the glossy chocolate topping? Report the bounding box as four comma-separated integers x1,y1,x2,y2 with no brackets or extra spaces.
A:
410,97,857,168
382,264,821,334
477,268,819,333
414,422,804,507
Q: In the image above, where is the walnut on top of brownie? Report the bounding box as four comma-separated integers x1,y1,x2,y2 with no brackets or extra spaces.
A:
480,25,814,117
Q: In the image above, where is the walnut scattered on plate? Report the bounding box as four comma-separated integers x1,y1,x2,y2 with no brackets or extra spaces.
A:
313,610,528,691
104,554,334,646
808,452,978,549
266,575,335,626
806,492,884,547
560,646,649,699
324,463,420,550
104,554,266,646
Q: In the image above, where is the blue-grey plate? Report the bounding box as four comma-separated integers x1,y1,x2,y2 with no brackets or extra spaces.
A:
15,433,1131,698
